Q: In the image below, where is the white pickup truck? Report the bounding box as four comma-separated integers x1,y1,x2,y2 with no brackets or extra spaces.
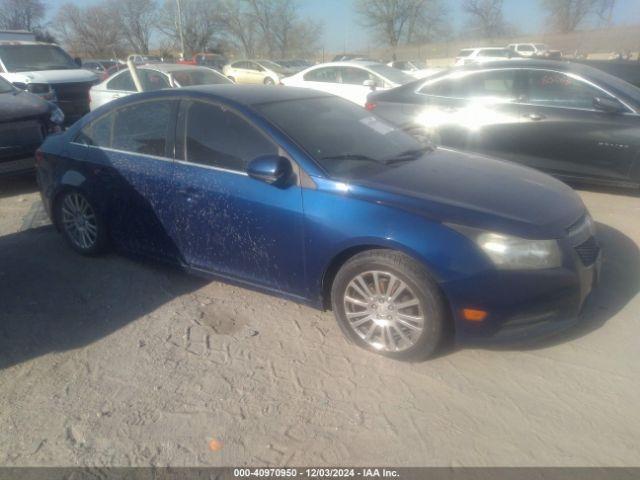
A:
0,40,98,124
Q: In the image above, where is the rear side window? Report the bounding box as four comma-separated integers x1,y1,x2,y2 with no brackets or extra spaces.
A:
304,67,339,83
455,70,517,98
183,101,276,172
76,113,114,147
107,71,136,91
524,70,612,109
518,45,535,52
112,100,175,156
339,67,373,85
457,49,473,57
477,49,508,58
139,70,171,91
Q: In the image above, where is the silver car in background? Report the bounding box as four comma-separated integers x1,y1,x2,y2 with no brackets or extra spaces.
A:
89,63,233,110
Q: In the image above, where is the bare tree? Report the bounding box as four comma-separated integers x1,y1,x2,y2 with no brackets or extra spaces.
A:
0,0,45,31
462,0,510,39
355,0,449,49
115,0,157,54
219,0,258,57
55,2,124,58
219,0,322,58
539,0,616,33
156,0,223,56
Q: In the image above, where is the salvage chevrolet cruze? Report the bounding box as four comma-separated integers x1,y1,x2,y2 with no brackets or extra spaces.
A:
36,85,601,359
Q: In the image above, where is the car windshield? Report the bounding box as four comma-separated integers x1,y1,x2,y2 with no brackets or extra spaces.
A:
368,64,413,85
0,44,78,72
255,96,431,180
0,75,15,93
171,69,230,86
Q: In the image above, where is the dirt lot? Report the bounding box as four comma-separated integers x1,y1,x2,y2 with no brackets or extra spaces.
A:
0,174,639,467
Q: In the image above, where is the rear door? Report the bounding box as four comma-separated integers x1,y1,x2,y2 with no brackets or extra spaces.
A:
516,68,638,182
75,99,180,260
169,99,306,295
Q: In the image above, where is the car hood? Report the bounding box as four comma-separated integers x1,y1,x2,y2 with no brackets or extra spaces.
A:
2,69,98,84
0,90,49,122
350,147,585,239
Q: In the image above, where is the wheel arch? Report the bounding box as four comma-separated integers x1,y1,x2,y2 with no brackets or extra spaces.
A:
320,241,447,309
320,243,456,337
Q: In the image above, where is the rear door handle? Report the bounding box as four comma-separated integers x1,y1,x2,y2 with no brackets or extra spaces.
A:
523,113,546,121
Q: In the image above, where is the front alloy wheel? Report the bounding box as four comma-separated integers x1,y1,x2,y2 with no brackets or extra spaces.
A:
332,249,445,360
343,271,425,352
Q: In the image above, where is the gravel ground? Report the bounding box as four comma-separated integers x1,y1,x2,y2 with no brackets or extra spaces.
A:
0,174,639,467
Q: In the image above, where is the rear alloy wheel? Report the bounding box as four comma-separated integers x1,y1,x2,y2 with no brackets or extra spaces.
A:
264,77,276,85
331,250,445,360
56,191,107,255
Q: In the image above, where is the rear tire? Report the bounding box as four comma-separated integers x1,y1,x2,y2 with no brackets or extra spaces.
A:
331,249,446,360
55,190,108,256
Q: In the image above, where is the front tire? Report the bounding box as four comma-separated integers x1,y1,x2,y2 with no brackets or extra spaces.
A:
264,77,275,85
55,190,108,256
331,249,446,360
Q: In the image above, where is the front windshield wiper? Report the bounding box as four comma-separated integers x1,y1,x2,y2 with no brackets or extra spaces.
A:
384,145,434,165
320,153,384,164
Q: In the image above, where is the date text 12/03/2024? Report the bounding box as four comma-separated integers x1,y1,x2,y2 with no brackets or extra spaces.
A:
233,468,400,478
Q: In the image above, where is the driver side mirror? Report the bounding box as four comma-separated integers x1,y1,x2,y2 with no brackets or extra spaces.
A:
363,79,377,91
74,57,82,67
593,96,625,114
247,155,292,186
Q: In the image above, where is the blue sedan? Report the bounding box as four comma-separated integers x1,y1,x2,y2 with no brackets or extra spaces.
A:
36,85,601,359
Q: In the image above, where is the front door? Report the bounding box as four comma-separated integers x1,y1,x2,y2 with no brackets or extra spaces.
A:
169,100,307,296
515,69,638,183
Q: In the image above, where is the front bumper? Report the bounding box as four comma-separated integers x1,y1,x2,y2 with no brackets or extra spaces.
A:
443,227,601,344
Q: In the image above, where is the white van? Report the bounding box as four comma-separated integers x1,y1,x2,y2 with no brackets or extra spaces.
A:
0,40,98,124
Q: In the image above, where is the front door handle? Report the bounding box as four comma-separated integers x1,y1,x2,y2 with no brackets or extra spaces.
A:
523,113,546,121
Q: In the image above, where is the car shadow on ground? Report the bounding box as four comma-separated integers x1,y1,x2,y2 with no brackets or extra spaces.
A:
454,222,640,354
0,173,38,200
0,225,206,371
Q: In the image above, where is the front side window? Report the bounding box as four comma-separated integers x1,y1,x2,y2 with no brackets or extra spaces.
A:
107,71,136,92
304,67,339,83
477,49,509,58
112,100,175,156
184,101,276,172
525,70,613,109
518,45,535,52
171,69,229,86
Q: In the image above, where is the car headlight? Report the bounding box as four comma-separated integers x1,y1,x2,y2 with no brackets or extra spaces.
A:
49,104,65,125
476,232,561,269
449,225,562,270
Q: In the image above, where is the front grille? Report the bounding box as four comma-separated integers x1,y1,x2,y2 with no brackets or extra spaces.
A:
52,81,93,101
51,81,93,123
575,236,600,266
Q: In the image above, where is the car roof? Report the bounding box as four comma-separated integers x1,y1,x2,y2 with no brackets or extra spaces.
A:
179,84,331,105
304,60,384,69
0,40,60,46
459,59,588,73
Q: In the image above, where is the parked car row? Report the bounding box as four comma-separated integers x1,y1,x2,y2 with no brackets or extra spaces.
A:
455,43,561,66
